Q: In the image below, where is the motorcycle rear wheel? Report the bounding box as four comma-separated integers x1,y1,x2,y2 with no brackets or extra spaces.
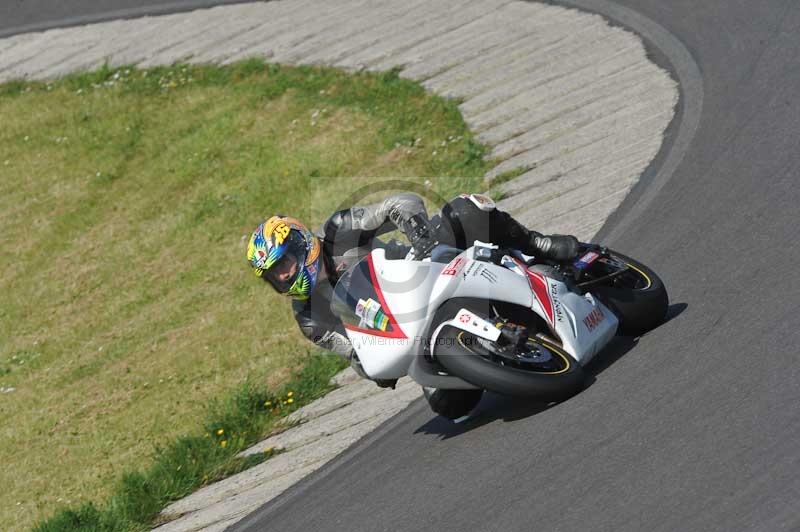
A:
435,327,585,400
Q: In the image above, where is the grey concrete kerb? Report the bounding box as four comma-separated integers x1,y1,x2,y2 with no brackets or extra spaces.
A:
0,1,678,530
0,0,677,240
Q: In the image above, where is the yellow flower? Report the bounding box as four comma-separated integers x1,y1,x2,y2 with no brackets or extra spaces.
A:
287,398,294,404
287,391,294,398
264,401,272,407
220,440,228,448
216,428,224,436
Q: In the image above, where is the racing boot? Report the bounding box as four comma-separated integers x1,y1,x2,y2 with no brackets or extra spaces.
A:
423,387,484,420
490,208,580,261
529,233,580,261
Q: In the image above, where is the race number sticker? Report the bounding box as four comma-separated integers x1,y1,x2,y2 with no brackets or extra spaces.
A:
273,222,291,245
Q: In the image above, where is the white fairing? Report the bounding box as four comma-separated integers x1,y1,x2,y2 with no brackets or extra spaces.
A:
524,270,617,364
339,246,618,381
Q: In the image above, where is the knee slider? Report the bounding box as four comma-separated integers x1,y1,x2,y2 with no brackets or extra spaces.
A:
459,193,496,212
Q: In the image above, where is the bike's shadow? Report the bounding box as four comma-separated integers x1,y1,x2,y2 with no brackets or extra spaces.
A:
413,392,555,440
414,302,687,439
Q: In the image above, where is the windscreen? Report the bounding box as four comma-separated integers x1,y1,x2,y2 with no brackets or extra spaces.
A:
331,255,400,334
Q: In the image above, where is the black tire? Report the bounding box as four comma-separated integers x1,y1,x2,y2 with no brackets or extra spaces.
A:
435,327,585,401
587,250,668,336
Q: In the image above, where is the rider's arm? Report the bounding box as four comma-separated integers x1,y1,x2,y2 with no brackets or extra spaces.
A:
325,192,426,235
293,299,354,357
292,300,397,387
292,300,372,379
322,193,435,257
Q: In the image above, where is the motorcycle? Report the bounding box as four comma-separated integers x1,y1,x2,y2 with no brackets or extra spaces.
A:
330,240,668,417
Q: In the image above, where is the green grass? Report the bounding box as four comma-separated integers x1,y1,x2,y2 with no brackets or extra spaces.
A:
34,353,341,532
0,59,492,531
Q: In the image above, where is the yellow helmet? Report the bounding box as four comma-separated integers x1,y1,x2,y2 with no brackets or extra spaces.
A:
247,215,321,300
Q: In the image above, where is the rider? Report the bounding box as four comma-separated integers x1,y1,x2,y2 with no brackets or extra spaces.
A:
246,193,580,417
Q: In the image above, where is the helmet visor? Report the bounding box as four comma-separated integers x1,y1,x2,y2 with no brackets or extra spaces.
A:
262,231,307,293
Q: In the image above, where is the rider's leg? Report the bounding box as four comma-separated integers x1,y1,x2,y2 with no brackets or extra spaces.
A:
438,194,530,250
438,194,579,260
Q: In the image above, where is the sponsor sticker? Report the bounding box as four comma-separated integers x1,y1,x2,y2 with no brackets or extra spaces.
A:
462,261,478,278
459,313,472,323
583,307,605,331
574,251,600,270
356,298,390,331
550,282,564,323
475,265,498,283
441,256,465,276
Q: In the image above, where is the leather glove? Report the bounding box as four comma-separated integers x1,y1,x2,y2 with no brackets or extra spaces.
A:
402,214,438,259
349,352,370,379
531,234,580,261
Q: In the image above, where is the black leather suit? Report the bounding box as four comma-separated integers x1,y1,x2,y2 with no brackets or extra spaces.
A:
293,193,555,376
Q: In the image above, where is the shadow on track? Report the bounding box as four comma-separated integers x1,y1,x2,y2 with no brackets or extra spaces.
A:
413,302,687,439
664,302,688,323
413,392,556,440
586,302,687,377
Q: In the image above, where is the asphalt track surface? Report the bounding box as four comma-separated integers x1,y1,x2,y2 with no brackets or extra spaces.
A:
6,1,800,530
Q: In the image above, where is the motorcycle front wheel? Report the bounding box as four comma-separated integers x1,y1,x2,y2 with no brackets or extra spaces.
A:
580,249,668,336
435,326,585,401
